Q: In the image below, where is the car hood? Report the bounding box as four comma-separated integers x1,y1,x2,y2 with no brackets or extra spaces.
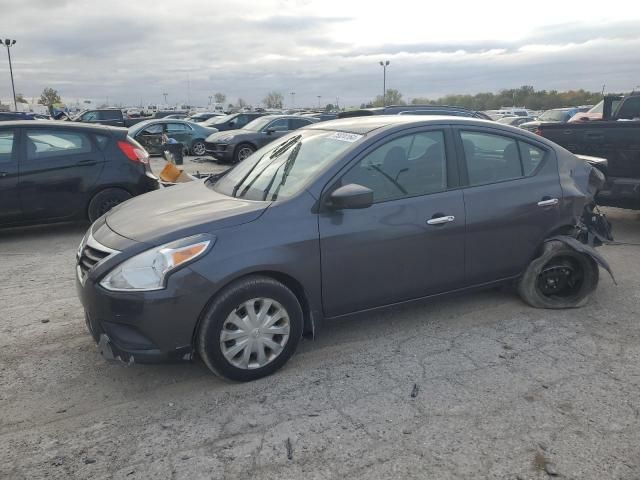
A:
105,179,270,244
205,129,258,143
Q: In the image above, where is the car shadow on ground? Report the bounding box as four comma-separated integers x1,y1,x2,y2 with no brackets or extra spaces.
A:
0,221,90,242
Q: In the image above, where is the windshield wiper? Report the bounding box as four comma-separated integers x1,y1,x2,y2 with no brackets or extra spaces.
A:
269,135,302,159
267,142,301,200
234,136,302,198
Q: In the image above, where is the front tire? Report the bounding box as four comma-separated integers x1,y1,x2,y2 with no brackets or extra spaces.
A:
234,143,255,163
87,188,132,222
517,240,599,309
191,140,206,156
197,276,303,381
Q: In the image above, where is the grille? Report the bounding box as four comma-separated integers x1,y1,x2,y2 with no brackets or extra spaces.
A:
77,233,118,284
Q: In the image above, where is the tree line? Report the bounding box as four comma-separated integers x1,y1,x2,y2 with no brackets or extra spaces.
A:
366,85,609,111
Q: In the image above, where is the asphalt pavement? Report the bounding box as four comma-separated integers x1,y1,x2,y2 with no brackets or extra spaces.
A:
1,206,639,479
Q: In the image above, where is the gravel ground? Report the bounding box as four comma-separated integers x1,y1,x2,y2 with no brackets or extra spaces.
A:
1,207,639,479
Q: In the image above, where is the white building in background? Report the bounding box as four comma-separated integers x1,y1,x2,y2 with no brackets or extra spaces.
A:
0,97,49,114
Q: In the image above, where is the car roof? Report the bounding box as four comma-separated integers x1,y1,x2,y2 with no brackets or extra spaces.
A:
0,120,122,132
305,115,490,134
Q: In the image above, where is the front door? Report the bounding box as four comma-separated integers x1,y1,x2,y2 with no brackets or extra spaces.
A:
455,127,563,285
319,128,466,317
0,128,21,224
135,123,164,155
19,128,105,220
165,122,193,148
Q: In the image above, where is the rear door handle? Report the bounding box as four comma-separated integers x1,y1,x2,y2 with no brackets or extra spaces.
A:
537,198,559,207
427,215,455,225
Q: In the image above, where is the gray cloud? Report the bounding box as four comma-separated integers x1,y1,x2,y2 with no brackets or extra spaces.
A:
1,3,639,108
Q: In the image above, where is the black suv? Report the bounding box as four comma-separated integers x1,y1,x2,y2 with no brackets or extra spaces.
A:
338,105,491,120
0,121,159,227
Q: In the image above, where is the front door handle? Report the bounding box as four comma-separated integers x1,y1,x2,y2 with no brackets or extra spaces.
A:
427,215,455,225
0,171,8,177
76,160,97,166
537,198,559,207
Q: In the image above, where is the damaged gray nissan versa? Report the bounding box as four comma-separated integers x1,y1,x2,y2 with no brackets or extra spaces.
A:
76,116,614,381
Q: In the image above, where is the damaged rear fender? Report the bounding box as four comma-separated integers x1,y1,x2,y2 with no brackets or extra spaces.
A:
546,235,616,284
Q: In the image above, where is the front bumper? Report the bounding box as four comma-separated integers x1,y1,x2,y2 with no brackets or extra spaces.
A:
205,142,234,162
76,228,215,364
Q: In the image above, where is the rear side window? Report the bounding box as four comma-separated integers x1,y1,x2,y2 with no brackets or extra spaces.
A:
166,123,189,133
0,130,15,163
461,131,546,185
99,110,122,120
519,142,545,175
289,118,313,129
26,130,92,160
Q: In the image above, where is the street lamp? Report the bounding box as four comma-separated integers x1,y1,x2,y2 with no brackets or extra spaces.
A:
317,95,322,108
1,38,17,111
379,60,390,106
162,92,168,104
290,91,296,109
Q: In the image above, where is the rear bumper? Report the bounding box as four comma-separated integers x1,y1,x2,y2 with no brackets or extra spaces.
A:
597,176,640,209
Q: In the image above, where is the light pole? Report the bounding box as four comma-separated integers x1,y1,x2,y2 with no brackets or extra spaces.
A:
208,95,213,106
317,95,322,108
162,92,168,105
379,60,390,106
2,38,18,111
290,91,296,109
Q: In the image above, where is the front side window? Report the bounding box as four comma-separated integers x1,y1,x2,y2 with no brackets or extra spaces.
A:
461,131,545,185
81,111,98,122
26,130,92,160
616,97,640,119
340,131,447,203
141,124,163,135
0,130,15,163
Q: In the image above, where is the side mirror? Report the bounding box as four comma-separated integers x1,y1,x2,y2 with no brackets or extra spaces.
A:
328,184,373,210
265,127,275,135
228,121,236,127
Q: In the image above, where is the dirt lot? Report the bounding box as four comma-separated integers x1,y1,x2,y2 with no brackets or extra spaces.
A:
1,204,639,479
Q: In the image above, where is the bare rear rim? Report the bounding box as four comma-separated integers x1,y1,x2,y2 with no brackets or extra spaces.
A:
237,146,254,161
219,298,290,370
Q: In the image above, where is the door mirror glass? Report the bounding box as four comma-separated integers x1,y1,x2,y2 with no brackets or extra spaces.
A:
328,184,373,210
265,127,275,135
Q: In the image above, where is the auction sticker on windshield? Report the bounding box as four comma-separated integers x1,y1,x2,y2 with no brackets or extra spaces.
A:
329,132,363,142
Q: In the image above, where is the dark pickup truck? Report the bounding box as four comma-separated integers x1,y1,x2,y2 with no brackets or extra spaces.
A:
73,109,151,128
537,94,640,209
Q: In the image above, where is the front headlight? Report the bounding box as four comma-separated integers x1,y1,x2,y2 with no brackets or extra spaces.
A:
100,234,213,292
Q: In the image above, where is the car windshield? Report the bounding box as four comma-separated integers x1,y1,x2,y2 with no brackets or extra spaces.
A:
204,114,234,126
212,130,362,201
242,117,274,131
497,117,518,124
539,110,569,121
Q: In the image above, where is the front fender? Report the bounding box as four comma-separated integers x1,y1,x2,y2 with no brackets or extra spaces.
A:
546,235,616,284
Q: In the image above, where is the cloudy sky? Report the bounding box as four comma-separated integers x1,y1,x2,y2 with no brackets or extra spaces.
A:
2,0,640,108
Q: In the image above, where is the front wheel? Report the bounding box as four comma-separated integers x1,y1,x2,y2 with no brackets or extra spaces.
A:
234,143,255,163
87,188,132,222
191,140,206,156
518,241,599,309
197,276,303,381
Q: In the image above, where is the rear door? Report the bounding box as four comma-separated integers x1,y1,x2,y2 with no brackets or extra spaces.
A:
134,123,164,154
19,128,106,221
454,127,563,285
0,127,21,224
319,127,466,317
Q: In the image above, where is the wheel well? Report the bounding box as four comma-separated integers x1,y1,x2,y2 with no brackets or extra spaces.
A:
191,270,314,351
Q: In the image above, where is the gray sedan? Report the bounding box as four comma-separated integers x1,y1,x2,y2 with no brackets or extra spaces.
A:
77,116,612,381
204,115,317,163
